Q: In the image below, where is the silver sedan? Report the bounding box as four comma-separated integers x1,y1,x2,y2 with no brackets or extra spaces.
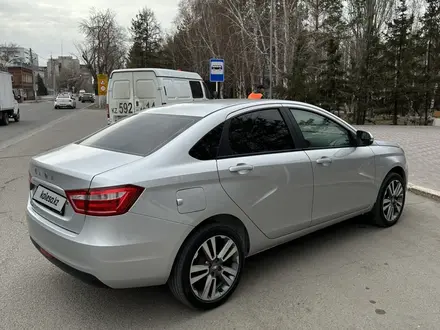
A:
54,95,76,109
26,99,407,310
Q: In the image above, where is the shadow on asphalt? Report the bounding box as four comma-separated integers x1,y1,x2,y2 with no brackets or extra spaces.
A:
42,214,385,325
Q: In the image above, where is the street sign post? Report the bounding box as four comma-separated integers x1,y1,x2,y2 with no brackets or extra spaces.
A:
209,59,224,98
97,73,108,108
97,74,108,96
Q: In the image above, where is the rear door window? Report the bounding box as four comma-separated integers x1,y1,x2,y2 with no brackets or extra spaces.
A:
113,80,130,99
79,113,200,156
221,109,295,156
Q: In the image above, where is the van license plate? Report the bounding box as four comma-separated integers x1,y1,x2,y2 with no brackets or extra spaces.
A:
33,186,67,213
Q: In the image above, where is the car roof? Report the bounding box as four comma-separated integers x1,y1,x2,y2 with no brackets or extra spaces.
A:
145,99,301,117
110,68,202,80
145,99,323,118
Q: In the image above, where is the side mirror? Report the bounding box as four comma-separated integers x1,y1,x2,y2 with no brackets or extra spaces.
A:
356,130,374,146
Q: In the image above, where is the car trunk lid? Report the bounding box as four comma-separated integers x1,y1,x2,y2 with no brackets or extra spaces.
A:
29,143,143,233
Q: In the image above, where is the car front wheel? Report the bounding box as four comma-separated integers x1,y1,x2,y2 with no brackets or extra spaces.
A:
371,172,406,227
169,223,245,310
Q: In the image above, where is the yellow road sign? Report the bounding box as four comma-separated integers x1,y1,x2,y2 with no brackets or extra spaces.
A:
97,74,108,96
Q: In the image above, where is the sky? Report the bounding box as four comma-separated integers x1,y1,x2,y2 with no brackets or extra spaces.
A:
0,0,180,67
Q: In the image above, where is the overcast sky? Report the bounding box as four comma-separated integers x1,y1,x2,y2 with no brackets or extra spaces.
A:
0,0,179,67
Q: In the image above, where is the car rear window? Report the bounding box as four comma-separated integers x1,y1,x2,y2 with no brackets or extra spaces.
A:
78,113,200,156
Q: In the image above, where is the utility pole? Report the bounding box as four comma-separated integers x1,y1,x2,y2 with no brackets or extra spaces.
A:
29,48,36,100
269,0,273,99
51,54,56,96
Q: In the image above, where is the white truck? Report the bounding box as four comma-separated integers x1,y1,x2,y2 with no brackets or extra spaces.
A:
0,71,20,125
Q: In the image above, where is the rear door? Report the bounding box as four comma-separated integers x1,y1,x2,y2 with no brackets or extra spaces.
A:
216,106,314,239
133,71,161,113
108,71,134,123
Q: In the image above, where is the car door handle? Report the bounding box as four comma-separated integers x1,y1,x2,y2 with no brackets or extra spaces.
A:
229,164,254,173
316,157,332,165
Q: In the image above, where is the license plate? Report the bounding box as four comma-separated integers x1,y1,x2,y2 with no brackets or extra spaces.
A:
33,185,67,213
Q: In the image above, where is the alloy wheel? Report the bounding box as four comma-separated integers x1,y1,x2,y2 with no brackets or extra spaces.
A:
189,235,240,302
382,179,404,222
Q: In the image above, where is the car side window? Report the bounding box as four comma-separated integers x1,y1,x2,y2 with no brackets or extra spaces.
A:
189,81,204,99
224,109,295,156
189,123,224,160
290,109,353,148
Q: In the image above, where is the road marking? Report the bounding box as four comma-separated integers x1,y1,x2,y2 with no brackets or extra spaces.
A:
0,103,96,152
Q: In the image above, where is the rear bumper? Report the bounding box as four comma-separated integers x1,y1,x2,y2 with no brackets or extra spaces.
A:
26,200,192,289
31,237,107,288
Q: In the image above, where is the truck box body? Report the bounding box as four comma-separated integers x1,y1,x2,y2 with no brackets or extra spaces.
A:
0,71,15,111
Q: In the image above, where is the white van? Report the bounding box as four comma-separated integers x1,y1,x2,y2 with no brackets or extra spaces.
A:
106,68,212,124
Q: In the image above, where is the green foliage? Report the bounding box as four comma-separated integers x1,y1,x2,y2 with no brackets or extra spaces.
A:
127,7,166,68
36,74,48,96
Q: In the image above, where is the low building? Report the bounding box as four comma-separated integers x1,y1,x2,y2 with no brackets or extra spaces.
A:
8,65,35,100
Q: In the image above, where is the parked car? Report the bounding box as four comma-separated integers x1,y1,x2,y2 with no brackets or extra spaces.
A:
81,93,95,103
54,95,76,109
26,100,407,310
78,89,86,101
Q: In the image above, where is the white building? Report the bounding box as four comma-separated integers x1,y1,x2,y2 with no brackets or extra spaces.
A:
0,46,39,67
47,56,80,77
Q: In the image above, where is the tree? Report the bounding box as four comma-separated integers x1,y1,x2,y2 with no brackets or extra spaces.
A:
77,8,127,94
0,43,19,70
383,0,415,124
420,0,440,124
36,74,48,96
161,0,440,124
127,7,164,68
318,0,347,114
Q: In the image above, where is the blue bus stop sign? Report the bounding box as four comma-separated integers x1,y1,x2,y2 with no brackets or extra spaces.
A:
209,58,224,83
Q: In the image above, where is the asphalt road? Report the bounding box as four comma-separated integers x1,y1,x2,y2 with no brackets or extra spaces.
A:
1,109,440,329
0,99,94,149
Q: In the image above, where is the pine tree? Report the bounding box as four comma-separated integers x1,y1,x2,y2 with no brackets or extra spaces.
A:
420,0,440,124
318,0,346,115
384,0,414,124
127,7,163,68
36,74,48,96
286,33,311,102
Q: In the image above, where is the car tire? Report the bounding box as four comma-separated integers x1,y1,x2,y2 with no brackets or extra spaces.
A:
82,101,85,103
370,172,406,227
1,112,9,126
14,110,20,122
168,222,245,310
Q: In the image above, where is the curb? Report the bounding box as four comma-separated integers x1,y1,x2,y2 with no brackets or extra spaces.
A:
408,183,440,202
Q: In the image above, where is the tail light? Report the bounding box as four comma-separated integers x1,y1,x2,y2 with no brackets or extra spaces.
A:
106,104,109,119
65,185,144,216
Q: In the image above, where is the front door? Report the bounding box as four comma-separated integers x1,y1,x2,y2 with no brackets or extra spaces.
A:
133,71,161,113
289,108,377,224
216,107,314,239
